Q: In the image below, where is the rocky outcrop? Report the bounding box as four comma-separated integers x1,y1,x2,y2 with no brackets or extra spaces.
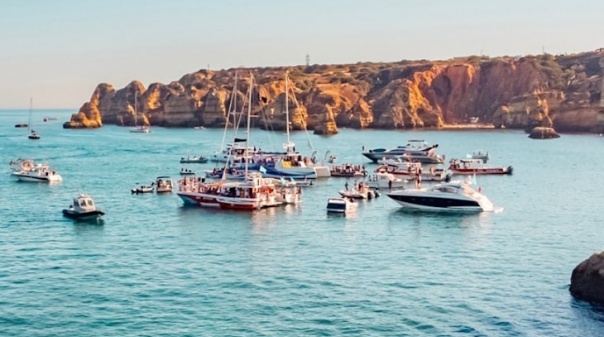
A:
570,252,604,304
528,126,560,139
63,83,113,128
69,50,604,133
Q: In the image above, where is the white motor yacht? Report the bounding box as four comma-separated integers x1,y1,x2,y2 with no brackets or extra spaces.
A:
386,179,494,213
11,163,62,183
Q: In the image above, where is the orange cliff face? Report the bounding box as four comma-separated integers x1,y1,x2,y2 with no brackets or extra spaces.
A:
66,50,604,133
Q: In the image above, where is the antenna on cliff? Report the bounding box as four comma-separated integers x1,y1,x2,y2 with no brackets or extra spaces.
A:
306,54,310,67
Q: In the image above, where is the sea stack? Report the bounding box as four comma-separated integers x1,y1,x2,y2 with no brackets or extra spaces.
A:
528,126,560,139
570,251,604,304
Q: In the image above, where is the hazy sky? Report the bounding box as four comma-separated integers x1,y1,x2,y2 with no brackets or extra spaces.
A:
1,0,602,108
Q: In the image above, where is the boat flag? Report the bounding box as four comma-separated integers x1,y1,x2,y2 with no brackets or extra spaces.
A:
259,166,267,174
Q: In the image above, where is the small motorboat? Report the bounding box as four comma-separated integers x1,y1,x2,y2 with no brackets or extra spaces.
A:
326,197,357,213
328,155,337,164
180,156,208,164
62,194,105,220
28,130,41,140
339,181,380,200
131,183,154,194
278,176,314,187
14,123,28,128
155,176,173,193
386,178,494,213
470,150,490,163
376,160,451,182
366,172,408,190
449,158,512,175
180,168,196,176
330,163,367,178
43,117,58,122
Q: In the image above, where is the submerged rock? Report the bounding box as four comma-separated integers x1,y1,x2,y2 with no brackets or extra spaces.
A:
570,252,604,304
528,127,560,139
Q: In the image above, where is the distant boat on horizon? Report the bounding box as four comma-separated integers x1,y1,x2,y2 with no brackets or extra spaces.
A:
27,98,40,140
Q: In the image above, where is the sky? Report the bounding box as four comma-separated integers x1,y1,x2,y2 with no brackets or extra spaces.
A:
1,0,603,108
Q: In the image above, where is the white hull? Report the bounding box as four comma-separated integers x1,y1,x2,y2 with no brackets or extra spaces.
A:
12,172,62,183
390,199,483,213
387,180,494,213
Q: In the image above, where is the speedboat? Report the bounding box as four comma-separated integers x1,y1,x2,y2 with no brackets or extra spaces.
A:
470,150,490,163
180,168,196,176
62,194,105,220
180,156,208,164
330,163,367,178
339,181,379,200
155,176,173,193
131,183,154,194
362,140,438,163
130,125,151,133
326,197,357,213
366,172,408,190
449,158,512,175
386,179,494,213
11,162,62,183
376,160,451,182
28,130,41,140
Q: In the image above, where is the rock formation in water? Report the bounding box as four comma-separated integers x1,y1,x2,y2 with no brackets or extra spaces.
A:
68,49,604,133
528,126,560,139
570,252,604,304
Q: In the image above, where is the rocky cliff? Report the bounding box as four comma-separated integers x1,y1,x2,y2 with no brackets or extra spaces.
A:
67,50,604,133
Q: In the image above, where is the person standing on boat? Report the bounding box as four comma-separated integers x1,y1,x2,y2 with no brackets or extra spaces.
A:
415,173,421,189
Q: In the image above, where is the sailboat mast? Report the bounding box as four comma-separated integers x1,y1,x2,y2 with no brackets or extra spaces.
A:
285,71,291,147
219,70,238,152
244,71,253,177
28,97,33,133
134,89,138,127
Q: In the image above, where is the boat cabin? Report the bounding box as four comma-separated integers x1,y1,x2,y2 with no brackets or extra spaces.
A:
450,158,485,169
70,194,97,212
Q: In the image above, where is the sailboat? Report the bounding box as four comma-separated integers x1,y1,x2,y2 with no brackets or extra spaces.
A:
130,90,150,133
27,98,40,140
176,72,301,210
258,71,331,178
210,71,257,164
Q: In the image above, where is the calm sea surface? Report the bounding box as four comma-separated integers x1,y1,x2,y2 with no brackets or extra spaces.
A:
1,109,603,336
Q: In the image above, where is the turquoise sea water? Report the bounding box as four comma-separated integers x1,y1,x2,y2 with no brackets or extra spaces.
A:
1,109,603,336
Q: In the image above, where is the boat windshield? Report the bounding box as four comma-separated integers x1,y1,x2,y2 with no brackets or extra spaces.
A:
431,185,459,194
